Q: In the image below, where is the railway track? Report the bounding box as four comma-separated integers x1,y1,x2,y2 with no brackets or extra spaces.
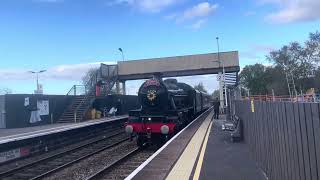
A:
87,147,156,180
0,130,130,180
0,119,127,171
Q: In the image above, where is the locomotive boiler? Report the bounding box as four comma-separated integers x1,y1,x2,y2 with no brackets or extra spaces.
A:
125,78,211,147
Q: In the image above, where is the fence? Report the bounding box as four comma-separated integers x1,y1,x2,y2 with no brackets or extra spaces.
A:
235,100,320,180
0,96,5,128
242,94,320,103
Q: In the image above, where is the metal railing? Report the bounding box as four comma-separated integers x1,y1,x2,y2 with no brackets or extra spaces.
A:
60,65,119,123
66,85,89,96
72,65,119,122
73,93,94,122
242,94,320,103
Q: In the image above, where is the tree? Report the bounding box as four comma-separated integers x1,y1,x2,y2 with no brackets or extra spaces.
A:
0,88,12,95
240,31,320,95
314,67,320,93
305,31,320,65
81,68,118,95
194,83,208,93
212,89,220,99
267,31,320,93
264,65,288,95
240,64,268,95
82,68,98,92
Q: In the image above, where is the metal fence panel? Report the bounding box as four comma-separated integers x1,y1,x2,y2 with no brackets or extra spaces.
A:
281,102,290,180
263,102,270,173
285,103,300,180
275,102,285,180
293,103,306,180
311,104,320,178
269,102,278,180
235,100,320,180
305,103,319,180
298,103,312,180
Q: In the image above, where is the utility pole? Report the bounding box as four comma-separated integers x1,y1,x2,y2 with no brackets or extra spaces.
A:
118,48,125,61
216,37,227,112
118,48,125,94
29,70,46,94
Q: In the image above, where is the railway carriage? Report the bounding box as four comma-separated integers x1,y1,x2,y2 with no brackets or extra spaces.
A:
125,78,211,147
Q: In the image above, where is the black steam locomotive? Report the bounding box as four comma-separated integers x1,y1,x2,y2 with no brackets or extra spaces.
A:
125,78,212,147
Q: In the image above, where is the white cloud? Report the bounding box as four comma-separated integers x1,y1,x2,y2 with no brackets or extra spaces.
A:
240,51,259,59
177,2,218,22
176,75,219,94
262,0,320,23
1,62,220,95
190,19,207,29
0,61,116,81
164,13,179,20
251,44,276,53
165,2,217,29
244,11,256,16
110,0,181,12
126,80,145,95
240,44,276,62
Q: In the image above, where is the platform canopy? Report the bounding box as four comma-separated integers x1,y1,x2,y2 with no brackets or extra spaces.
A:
114,51,239,81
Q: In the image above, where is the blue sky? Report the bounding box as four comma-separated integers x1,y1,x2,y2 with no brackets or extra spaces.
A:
0,0,320,95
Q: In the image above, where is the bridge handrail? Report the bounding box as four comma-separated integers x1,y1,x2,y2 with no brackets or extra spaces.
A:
66,85,89,96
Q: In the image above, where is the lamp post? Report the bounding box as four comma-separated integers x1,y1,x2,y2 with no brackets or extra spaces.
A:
216,37,227,109
117,48,126,94
29,70,46,94
118,48,125,61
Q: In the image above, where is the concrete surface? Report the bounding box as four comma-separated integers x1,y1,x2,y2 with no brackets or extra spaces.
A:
199,119,267,180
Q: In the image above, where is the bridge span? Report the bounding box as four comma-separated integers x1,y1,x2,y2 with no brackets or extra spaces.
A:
116,51,239,80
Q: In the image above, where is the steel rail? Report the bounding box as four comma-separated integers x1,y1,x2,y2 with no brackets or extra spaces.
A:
86,148,140,180
31,137,130,180
0,129,127,179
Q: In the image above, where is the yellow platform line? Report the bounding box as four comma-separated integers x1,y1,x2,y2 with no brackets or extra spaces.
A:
193,120,213,180
166,110,214,180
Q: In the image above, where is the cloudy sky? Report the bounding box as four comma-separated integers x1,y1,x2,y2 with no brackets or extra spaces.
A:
1,0,320,94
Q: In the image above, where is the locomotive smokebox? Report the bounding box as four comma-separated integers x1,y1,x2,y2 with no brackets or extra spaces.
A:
138,79,169,111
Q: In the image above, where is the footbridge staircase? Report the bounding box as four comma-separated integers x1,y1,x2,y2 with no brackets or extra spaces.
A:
57,64,118,123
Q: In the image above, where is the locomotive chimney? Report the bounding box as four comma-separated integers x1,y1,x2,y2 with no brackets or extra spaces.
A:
152,73,163,81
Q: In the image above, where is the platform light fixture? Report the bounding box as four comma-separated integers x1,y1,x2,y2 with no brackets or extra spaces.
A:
29,70,46,94
118,48,125,61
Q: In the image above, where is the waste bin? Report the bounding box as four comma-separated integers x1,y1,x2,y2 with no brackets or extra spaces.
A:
96,111,102,119
91,109,96,119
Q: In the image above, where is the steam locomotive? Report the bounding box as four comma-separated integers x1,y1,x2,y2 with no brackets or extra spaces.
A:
125,78,212,147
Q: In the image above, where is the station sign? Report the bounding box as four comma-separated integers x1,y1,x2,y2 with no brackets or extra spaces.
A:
37,100,49,116
217,74,224,81
0,147,30,163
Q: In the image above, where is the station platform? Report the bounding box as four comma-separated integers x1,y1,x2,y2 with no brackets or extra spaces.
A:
0,115,128,145
127,109,267,180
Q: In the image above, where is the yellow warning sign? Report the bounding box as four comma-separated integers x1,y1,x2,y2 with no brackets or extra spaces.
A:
251,100,255,113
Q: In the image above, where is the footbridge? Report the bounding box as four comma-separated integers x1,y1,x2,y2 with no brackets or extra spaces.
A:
116,51,239,80
99,51,240,95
